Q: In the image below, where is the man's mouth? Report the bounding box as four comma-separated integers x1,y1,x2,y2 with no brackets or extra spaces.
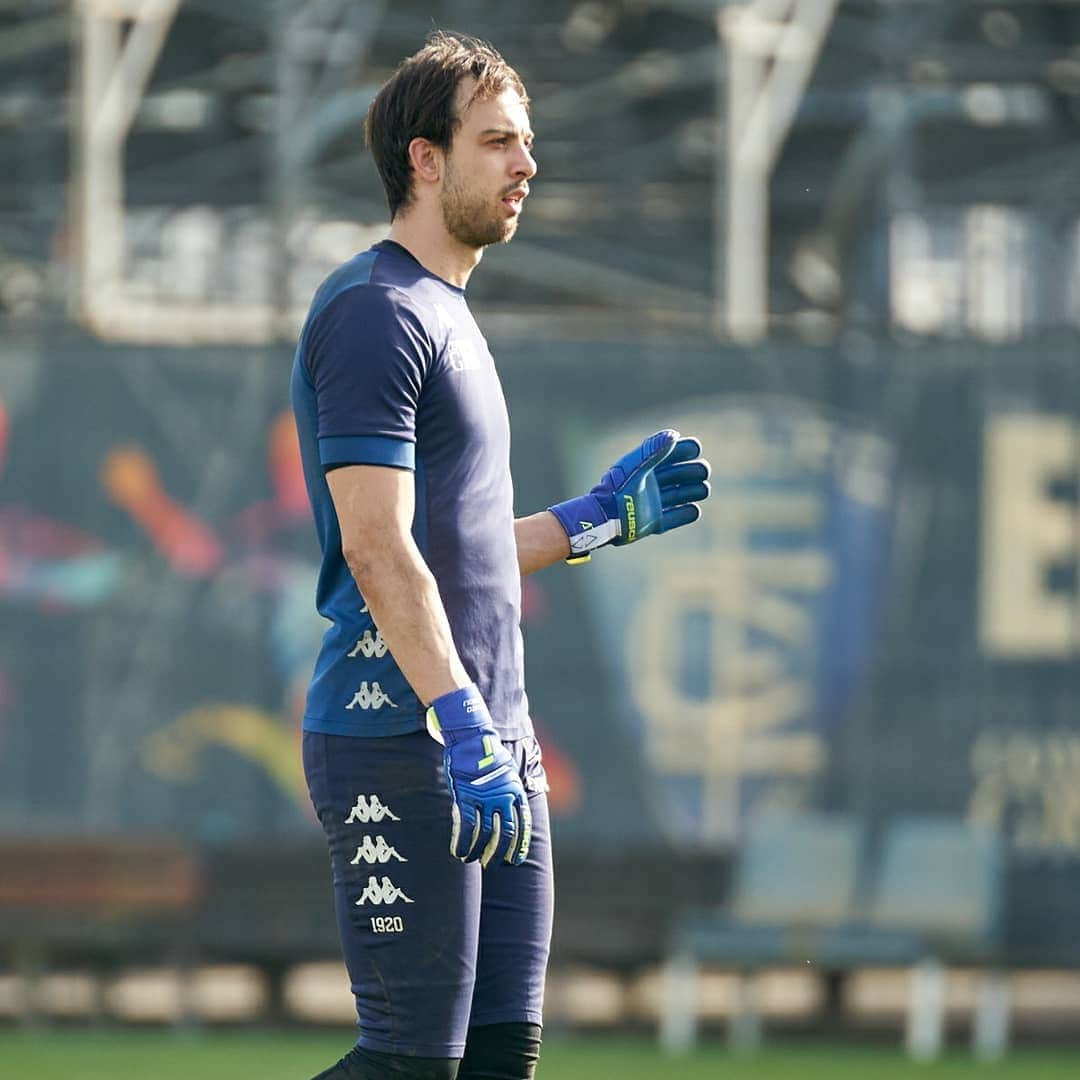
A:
502,189,527,214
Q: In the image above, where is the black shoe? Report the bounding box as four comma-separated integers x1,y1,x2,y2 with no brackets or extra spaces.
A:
308,1046,367,1080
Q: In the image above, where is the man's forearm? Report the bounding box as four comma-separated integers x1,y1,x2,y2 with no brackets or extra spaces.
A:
344,540,471,706
514,510,571,576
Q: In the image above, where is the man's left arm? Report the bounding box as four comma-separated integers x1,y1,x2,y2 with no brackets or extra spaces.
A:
515,511,570,576
514,429,711,576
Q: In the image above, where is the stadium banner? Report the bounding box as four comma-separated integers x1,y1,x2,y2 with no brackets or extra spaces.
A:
558,401,894,847
1,331,1080,961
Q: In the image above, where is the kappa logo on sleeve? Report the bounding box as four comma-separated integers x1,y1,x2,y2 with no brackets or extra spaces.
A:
350,836,407,864
355,875,414,906
446,339,480,373
347,629,388,659
346,681,398,710
345,795,400,824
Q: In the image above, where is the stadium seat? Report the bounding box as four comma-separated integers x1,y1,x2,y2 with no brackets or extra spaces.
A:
660,813,1006,1060
867,815,1002,951
661,812,865,1052
730,812,865,927
865,816,1005,1061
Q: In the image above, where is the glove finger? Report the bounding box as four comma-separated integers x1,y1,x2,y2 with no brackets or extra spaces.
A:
655,460,711,488
665,436,703,466
452,801,482,861
470,801,500,865
449,801,462,859
660,480,710,509
632,429,680,473
660,503,702,533
502,803,521,866
487,801,521,868
507,795,532,866
480,808,504,868
609,430,678,490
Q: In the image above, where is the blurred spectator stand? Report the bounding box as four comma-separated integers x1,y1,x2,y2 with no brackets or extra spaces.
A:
0,836,203,1024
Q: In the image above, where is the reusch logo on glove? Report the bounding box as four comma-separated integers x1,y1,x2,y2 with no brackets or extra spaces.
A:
624,495,637,542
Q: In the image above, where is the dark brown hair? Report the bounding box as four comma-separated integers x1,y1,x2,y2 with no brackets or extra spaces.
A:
364,30,528,219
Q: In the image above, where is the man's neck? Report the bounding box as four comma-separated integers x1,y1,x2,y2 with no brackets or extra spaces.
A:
388,210,483,289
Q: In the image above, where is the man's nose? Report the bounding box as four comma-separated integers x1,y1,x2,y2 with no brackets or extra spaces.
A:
513,144,537,180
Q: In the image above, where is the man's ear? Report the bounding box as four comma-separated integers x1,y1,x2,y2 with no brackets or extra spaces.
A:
407,137,442,186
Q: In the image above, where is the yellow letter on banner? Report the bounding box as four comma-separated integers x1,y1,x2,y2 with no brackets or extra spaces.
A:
980,415,1079,657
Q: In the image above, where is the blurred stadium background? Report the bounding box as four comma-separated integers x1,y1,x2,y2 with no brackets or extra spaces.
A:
4,0,1080,1076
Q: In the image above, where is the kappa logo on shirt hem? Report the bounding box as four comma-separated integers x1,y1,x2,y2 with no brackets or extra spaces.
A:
348,629,388,659
346,681,398,710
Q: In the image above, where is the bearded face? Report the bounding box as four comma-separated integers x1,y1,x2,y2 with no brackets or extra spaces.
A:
440,154,520,250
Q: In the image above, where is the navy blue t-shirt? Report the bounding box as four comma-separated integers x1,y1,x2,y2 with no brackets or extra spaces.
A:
291,240,531,740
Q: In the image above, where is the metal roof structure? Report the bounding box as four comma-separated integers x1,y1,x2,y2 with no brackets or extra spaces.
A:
1,0,1079,341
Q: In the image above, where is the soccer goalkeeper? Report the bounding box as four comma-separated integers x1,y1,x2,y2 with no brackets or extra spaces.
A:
291,30,711,1080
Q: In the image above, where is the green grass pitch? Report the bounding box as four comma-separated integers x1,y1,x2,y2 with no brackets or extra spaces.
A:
2,1032,1080,1079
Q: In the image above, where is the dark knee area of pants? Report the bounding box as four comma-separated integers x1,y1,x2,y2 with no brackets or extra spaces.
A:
309,1044,460,1080
457,1023,542,1080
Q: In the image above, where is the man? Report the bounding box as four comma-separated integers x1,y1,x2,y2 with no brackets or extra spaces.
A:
291,31,711,1080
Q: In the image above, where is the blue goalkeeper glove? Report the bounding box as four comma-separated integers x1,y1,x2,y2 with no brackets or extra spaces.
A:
549,429,710,560
426,685,531,868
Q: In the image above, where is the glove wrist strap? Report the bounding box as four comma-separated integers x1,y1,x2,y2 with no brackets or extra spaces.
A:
425,684,492,746
548,494,620,556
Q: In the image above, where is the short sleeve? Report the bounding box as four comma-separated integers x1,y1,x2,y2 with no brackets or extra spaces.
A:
301,285,434,471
